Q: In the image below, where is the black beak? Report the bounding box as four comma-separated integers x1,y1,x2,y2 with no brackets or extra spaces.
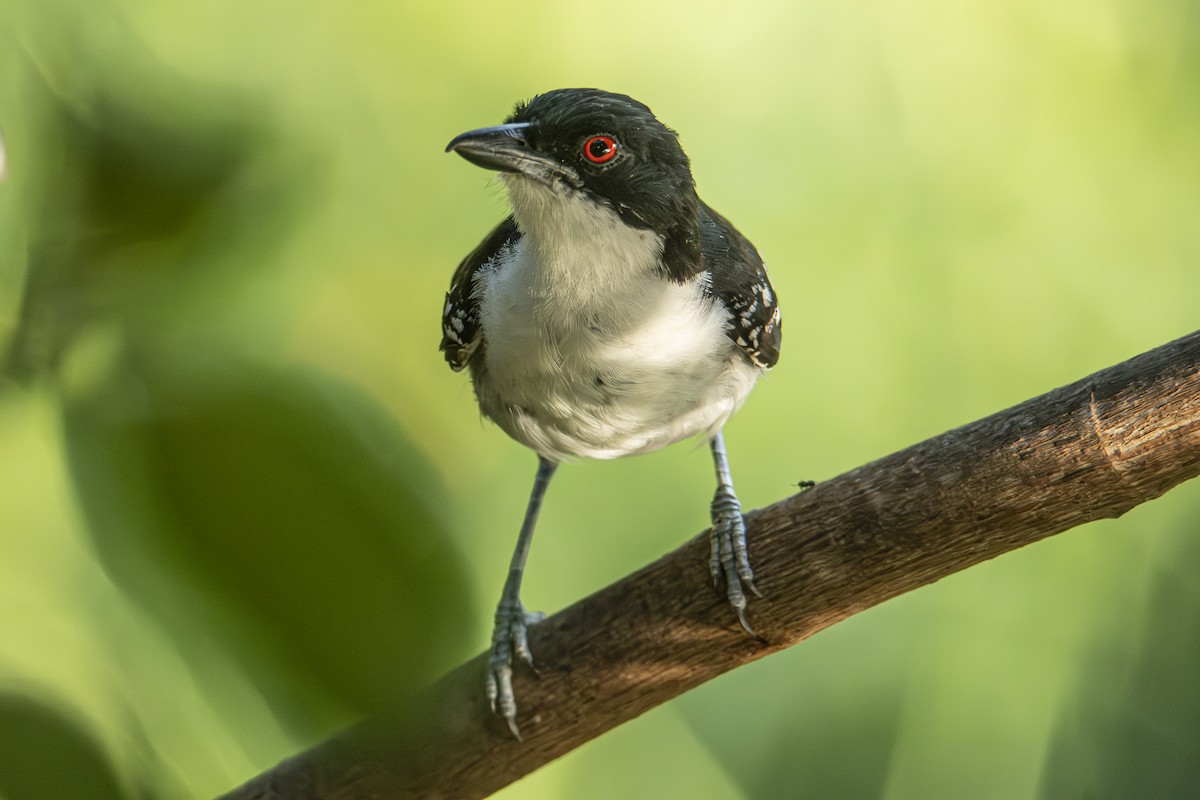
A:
446,122,580,187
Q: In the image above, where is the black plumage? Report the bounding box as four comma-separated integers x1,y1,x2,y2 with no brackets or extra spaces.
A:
442,88,782,739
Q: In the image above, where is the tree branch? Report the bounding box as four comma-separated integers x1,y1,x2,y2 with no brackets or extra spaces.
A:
218,330,1200,800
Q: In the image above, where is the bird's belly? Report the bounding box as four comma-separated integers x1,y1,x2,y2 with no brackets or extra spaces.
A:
473,292,760,461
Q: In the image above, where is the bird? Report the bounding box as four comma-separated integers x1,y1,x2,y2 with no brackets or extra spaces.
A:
442,88,781,739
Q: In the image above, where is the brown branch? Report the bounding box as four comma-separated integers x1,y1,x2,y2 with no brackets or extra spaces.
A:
218,330,1200,800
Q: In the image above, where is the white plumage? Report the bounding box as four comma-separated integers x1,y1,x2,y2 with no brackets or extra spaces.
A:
470,174,761,461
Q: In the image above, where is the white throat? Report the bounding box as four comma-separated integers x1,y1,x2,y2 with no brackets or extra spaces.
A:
499,174,666,324
470,174,756,461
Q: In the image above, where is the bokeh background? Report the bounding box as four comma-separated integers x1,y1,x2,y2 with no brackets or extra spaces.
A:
2,0,1199,797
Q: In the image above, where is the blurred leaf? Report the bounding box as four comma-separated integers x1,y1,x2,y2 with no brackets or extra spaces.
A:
684,645,904,800
61,352,473,735
6,45,313,382
745,691,902,799
1039,511,1200,799
0,691,128,800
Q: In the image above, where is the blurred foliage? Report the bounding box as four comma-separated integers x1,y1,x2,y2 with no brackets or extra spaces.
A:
0,691,134,800
62,352,472,732
1040,525,1200,798
1,0,1199,798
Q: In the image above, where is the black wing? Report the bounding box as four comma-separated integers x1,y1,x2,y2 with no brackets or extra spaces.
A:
439,216,521,371
699,202,781,369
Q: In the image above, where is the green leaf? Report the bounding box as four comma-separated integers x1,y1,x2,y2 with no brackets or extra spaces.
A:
62,355,473,735
0,692,128,800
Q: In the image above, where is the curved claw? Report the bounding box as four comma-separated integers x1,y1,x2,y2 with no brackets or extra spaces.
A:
487,602,543,740
732,600,756,637
710,486,763,635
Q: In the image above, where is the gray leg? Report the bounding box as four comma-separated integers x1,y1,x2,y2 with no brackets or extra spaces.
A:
486,457,557,740
709,431,761,635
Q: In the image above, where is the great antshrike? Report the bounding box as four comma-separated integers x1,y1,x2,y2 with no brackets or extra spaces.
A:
442,88,781,738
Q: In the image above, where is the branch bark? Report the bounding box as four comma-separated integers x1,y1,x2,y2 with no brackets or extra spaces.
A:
218,330,1200,800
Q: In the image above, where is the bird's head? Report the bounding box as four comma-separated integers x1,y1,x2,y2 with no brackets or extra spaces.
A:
446,89,699,239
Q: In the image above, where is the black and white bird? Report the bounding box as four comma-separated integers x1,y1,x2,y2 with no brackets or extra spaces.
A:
442,88,781,738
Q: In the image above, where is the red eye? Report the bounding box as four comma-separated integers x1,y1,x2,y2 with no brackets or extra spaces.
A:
582,135,618,165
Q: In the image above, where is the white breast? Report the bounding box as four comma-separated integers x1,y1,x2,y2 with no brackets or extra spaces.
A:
469,177,761,461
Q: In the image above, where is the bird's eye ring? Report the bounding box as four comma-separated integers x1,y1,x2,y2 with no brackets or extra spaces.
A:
582,134,619,165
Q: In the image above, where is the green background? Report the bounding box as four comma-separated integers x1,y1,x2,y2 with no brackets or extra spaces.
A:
2,0,1199,797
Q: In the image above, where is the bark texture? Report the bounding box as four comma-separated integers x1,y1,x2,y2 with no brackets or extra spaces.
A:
219,330,1200,800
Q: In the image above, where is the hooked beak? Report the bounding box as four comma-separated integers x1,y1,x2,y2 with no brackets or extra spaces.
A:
446,122,580,188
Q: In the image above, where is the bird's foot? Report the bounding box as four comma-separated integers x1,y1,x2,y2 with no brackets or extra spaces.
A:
709,486,762,636
485,598,545,740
